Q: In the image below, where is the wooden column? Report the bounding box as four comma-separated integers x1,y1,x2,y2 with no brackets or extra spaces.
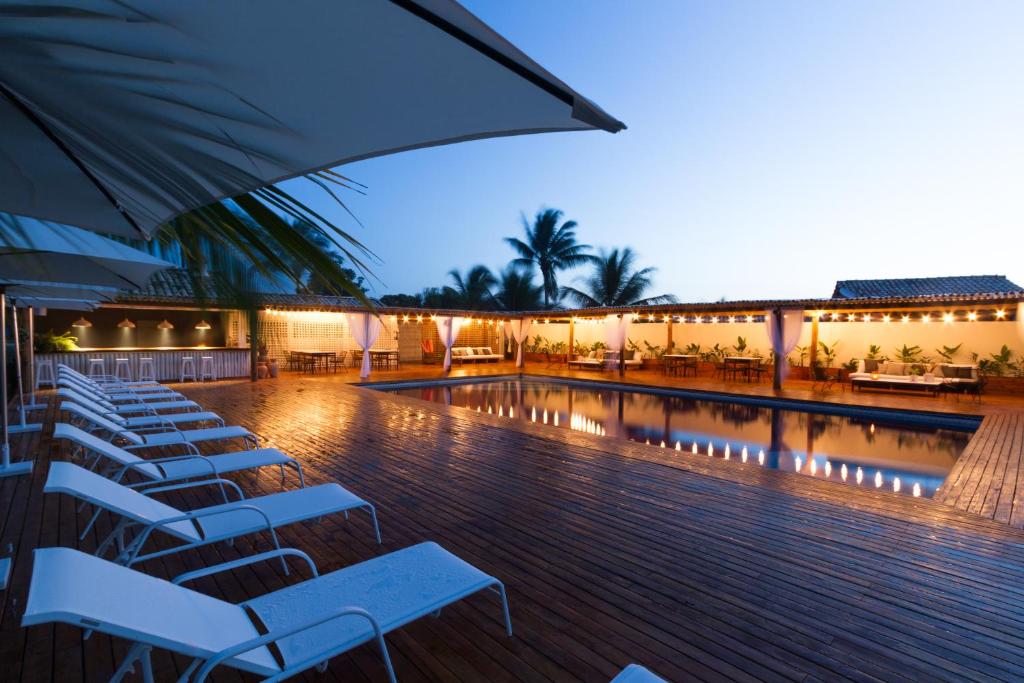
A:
666,316,673,351
808,311,819,369
568,318,575,357
772,308,784,391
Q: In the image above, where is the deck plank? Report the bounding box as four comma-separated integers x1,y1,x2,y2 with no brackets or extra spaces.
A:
4,368,1024,682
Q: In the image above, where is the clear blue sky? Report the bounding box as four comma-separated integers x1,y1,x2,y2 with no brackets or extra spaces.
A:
285,0,1024,302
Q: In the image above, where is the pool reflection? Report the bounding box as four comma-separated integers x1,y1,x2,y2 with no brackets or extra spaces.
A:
392,380,971,498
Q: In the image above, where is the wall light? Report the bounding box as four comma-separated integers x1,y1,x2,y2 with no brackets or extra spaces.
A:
194,320,212,330
943,312,954,324
967,312,977,322
996,309,1006,319
71,316,92,328
117,317,136,329
902,315,910,323
882,314,891,323
157,319,174,330
921,314,930,324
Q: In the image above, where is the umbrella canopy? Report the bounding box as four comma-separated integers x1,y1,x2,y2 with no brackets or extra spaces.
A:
1,281,117,304
0,1,625,238
0,213,174,289
8,297,100,311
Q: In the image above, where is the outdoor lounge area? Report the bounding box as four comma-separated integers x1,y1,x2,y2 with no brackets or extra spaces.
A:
3,2,1024,682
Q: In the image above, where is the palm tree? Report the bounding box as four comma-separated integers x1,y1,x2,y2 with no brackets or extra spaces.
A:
494,265,543,311
445,265,498,310
505,208,594,308
561,247,678,308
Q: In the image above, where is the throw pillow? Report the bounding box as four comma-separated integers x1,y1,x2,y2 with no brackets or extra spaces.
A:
863,359,880,373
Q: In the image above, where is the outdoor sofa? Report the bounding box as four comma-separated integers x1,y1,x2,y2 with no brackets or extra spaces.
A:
451,347,502,364
848,360,979,395
568,349,642,371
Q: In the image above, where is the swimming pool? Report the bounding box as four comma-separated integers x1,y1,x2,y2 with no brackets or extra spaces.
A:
374,376,977,499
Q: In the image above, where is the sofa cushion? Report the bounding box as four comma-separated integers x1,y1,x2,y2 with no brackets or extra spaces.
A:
883,362,906,376
452,348,466,357
624,350,636,361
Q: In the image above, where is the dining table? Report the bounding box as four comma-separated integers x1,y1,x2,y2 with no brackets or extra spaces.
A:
369,349,400,370
723,356,759,382
292,349,336,373
663,354,698,377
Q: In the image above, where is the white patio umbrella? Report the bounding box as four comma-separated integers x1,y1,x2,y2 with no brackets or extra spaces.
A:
0,214,172,289
0,1,625,238
0,219,173,478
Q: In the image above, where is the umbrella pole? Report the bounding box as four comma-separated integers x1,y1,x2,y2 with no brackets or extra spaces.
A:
9,304,40,435
0,290,33,477
25,306,43,411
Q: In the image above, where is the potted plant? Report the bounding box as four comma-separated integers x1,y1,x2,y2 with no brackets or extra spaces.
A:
35,330,79,353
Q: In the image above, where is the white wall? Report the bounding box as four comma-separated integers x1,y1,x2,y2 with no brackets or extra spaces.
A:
529,315,1024,364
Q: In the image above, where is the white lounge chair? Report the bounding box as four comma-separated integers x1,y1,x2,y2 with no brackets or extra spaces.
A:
59,385,203,416
58,391,223,429
61,401,258,451
611,664,669,682
58,375,187,403
23,543,511,682
54,423,305,487
45,462,379,567
59,364,166,390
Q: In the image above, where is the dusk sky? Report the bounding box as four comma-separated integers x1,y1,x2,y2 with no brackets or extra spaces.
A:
286,0,1024,302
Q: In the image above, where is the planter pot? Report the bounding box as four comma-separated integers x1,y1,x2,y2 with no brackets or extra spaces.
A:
269,359,279,378
985,376,1024,394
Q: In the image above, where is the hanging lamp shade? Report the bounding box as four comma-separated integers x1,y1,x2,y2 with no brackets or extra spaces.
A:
157,319,174,330
71,316,92,328
117,317,136,329
194,320,211,330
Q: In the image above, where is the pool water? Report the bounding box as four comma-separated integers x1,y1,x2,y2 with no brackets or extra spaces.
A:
380,378,975,499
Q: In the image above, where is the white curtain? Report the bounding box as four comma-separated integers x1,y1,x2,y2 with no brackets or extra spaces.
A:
436,316,466,370
604,314,631,351
764,309,804,381
346,313,382,379
504,318,533,367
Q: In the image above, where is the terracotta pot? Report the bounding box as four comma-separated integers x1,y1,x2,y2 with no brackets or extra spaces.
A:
269,359,279,378
256,362,269,379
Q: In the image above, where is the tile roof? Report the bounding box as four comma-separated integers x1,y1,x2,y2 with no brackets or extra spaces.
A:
118,268,373,308
832,275,1024,299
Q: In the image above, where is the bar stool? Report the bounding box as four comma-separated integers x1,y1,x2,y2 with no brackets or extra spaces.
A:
88,358,105,379
138,357,156,383
35,359,55,389
180,356,196,382
114,358,132,383
199,355,216,382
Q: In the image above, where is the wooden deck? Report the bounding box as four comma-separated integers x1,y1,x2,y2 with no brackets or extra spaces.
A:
935,413,1024,526
4,371,1024,681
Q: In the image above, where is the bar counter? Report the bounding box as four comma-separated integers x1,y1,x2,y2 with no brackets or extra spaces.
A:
38,347,251,382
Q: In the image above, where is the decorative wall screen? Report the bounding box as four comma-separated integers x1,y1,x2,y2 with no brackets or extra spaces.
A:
257,312,398,362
